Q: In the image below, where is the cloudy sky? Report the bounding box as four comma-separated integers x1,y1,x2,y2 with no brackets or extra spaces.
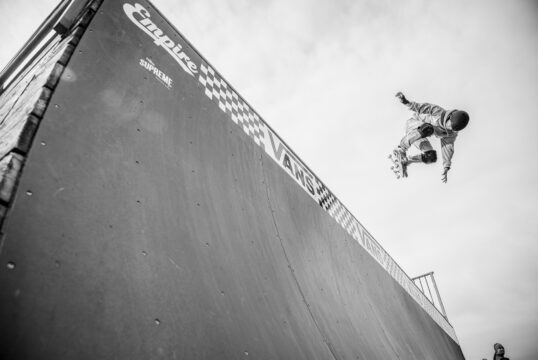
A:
1,0,537,359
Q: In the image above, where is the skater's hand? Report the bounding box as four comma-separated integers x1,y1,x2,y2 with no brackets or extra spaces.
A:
441,167,450,183
395,91,409,105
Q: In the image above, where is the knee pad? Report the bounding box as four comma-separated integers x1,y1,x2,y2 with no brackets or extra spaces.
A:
418,123,434,138
421,150,437,164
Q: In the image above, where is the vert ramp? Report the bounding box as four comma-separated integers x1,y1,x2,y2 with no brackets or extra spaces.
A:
0,1,465,359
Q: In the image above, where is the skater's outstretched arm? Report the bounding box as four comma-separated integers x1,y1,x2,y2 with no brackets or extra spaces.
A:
395,91,410,105
409,102,445,118
441,167,449,183
440,135,457,183
440,135,456,169
395,92,445,117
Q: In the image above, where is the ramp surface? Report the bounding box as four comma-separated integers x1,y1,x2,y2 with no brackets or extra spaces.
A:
0,1,464,359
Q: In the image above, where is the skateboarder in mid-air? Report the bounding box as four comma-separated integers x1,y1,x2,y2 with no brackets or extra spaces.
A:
389,91,470,182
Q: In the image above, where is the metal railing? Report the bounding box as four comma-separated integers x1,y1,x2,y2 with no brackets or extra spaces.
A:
412,271,448,319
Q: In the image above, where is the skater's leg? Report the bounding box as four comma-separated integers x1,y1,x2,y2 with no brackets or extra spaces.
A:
407,154,423,164
407,140,437,165
399,122,434,152
392,121,434,178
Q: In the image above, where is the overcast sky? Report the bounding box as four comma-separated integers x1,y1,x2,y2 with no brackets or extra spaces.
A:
1,0,537,359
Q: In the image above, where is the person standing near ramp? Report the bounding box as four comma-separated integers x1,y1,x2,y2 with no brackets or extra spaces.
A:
492,343,510,360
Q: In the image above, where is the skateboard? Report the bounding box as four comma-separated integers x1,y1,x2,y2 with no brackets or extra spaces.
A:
388,148,408,179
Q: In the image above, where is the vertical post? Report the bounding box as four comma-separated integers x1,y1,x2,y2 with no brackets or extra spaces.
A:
424,274,435,307
417,277,425,293
430,272,448,318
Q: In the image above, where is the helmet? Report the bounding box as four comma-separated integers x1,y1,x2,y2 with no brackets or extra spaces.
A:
450,110,469,131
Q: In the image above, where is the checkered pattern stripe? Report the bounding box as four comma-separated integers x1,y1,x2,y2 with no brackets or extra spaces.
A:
198,64,266,149
316,180,337,211
336,207,355,234
316,180,355,233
